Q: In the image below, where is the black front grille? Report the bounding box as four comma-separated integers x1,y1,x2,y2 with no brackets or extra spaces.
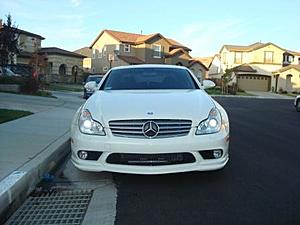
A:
106,153,196,166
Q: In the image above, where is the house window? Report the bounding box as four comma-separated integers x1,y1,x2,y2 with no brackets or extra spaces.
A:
98,49,102,58
288,55,294,63
103,46,107,56
264,51,274,63
298,57,300,65
103,67,108,72
153,44,161,58
234,52,243,64
124,44,130,53
92,49,96,59
115,44,120,51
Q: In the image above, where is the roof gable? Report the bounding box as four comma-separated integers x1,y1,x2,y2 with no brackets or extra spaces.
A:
220,42,288,53
274,65,300,73
90,29,191,51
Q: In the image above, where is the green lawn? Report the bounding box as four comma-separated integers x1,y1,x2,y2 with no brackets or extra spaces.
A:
205,87,254,96
45,83,83,92
0,109,33,124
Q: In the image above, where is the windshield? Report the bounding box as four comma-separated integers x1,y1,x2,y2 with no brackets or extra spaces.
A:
101,68,198,90
87,76,102,84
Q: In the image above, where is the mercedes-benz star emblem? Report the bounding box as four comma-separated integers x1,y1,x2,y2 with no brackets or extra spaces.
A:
142,121,159,138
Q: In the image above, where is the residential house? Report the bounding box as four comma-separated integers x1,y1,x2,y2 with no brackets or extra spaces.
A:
215,42,300,92
89,29,207,80
197,55,224,85
39,47,85,83
74,47,92,73
0,19,45,65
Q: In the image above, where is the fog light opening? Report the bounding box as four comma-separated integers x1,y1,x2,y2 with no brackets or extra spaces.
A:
213,150,222,159
78,151,88,160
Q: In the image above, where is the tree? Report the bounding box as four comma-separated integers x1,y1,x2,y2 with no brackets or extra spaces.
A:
0,14,20,66
29,52,48,84
221,69,235,94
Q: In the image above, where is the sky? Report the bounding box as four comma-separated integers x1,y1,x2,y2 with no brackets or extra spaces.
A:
0,0,299,57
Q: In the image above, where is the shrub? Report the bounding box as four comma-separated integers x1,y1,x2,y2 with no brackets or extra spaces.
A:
20,77,40,94
0,76,25,85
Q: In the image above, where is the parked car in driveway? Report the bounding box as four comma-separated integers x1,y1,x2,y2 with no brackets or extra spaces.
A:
83,75,103,99
0,66,21,77
71,65,230,174
294,95,300,112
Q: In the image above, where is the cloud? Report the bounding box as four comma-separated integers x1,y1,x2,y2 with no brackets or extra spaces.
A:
70,0,81,7
171,19,255,57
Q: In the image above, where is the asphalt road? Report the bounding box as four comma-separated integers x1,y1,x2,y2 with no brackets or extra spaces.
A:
17,97,299,225
113,98,300,225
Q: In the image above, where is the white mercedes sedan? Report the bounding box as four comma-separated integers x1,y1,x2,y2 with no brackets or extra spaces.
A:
71,65,230,174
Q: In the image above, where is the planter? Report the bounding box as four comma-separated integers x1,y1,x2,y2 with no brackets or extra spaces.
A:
0,84,21,93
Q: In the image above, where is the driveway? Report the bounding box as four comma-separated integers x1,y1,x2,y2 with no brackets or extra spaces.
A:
0,91,84,113
246,91,294,99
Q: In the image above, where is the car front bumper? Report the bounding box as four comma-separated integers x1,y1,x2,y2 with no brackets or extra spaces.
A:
71,126,229,174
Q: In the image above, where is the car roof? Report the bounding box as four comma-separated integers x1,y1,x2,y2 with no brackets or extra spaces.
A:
110,64,188,71
88,74,103,77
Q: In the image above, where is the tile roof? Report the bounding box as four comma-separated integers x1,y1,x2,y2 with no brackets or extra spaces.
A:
167,38,191,51
222,42,300,57
90,29,190,50
285,50,300,56
39,47,85,58
232,64,257,72
188,59,208,70
274,65,300,73
223,42,265,52
195,56,214,68
74,47,92,58
117,55,144,64
165,48,192,59
0,25,45,40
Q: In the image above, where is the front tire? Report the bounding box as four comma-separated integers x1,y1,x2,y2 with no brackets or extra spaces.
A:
296,100,300,112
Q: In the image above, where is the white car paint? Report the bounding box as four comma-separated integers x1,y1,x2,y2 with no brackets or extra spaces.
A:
71,65,229,174
294,95,300,112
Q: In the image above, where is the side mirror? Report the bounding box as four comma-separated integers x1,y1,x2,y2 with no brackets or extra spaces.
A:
202,80,215,89
84,81,98,92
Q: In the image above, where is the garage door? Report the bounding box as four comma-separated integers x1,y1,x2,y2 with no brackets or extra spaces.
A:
237,75,270,91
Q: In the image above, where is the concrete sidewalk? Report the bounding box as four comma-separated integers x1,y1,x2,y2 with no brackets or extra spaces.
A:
246,91,294,99
0,91,84,221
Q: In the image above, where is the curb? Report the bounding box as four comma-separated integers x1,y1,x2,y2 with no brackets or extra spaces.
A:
0,132,70,224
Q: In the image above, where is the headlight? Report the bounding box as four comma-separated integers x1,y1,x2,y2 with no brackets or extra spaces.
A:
78,109,105,135
86,87,95,92
196,108,222,135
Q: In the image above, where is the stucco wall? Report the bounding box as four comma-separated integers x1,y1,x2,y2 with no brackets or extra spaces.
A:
18,34,42,53
189,63,207,81
250,45,284,64
46,54,83,83
276,68,300,93
144,36,170,64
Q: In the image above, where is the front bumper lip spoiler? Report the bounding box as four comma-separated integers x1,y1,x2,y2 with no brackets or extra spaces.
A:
71,155,229,175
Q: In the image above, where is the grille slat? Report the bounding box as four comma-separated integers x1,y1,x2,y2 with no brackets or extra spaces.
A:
109,119,192,138
158,129,190,134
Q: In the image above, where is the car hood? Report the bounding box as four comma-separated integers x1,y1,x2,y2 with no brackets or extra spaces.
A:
84,90,215,127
